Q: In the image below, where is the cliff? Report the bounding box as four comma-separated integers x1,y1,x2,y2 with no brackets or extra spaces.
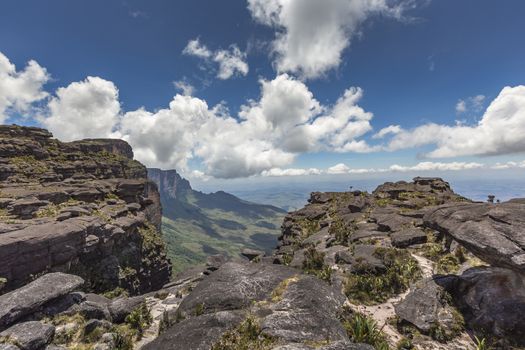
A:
0,125,171,294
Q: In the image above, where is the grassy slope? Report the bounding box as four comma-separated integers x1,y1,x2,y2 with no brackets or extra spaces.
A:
161,191,286,274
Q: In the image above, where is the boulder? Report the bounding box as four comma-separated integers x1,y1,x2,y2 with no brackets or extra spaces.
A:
240,248,264,261
261,275,348,343
447,266,525,346
0,273,84,330
178,262,297,316
0,322,54,350
424,201,525,271
142,310,245,350
108,296,145,323
391,228,427,248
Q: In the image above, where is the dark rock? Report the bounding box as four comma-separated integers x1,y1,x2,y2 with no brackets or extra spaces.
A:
68,301,111,321
108,296,145,323
142,311,245,350
0,345,19,350
391,228,427,248
84,319,113,334
240,248,264,261
178,262,297,316
0,321,54,350
447,266,525,346
395,277,461,335
424,201,525,271
205,255,228,271
0,273,84,330
261,275,348,343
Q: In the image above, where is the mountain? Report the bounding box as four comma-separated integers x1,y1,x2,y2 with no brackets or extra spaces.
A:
147,168,286,273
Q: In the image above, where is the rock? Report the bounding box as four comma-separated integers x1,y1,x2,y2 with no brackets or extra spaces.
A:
424,201,525,271
391,228,427,248
0,322,54,350
84,319,113,335
178,262,297,316
447,266,525,346
0,273,84,330
143,311,245,350
240,248,264,261
68,300,111,321
395,277,461,335
273,342,373,350
108,296,145,323
205,255,227,271
261,275,348,343
0,345,19,350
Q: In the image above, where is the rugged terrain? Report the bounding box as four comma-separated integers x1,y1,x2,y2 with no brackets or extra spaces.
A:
1,126,524,350
148,168,285,273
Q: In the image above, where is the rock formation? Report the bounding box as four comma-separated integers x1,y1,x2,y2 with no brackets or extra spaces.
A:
0,125,171,294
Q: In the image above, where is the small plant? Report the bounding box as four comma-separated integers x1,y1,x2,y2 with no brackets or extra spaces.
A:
396,337,414,349
211,316,275,350
0,277,7,291
271,276,299,302
342,312,389,350
125,303,152,339
103,287,129,299
302,246,332,282
474,335,488,350
195,302,205,316
436,254,460,274
344,248,421,305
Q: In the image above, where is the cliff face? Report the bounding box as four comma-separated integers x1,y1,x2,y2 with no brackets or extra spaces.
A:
0,125,171,294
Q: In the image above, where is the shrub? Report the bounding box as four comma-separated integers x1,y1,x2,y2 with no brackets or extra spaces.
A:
302,246,332,282
342,312,389,350
344,248,421,305
125,303,152,339
436,254,460,274
396,337,414,349
211,316,275,350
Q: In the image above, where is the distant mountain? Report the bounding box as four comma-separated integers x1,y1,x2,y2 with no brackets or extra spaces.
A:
147,168,286,273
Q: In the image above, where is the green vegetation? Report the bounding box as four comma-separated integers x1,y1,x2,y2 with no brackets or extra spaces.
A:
270,276,299,302
474,336,489,350
342,312,390,350
396,337,414,349
0,277,6,291
302,246,332,282
9,155,49,174
329,216,357,246
344,248,421,305
125,303,152,340
103,287,129,299
428,302,465,343
211,316,275,350
194,302,205,316
436,254,460,274
297,217,321,238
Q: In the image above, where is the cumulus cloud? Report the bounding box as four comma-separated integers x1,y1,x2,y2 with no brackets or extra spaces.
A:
491,160,525,170
386,86,525,157
247,0,410,79
0,52,50,123
373,125,401,139
261,167,322,177
389,161,484,172
327,163,350,174
41,76,120,141
183,39,249,80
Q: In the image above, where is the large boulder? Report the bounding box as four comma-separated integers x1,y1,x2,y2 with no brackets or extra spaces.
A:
0,321,54,350
424,201,525,271
447,266,525,346
0,273,84,330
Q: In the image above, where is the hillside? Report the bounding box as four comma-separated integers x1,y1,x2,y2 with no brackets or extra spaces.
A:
148,168,286,273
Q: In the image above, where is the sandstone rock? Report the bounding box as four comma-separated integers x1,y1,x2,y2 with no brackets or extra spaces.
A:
0,273,84,330
240,248,264,261
143,311,245,350
0,321,54,350
424,201,525,271
108,296,145,323
391,228,427,248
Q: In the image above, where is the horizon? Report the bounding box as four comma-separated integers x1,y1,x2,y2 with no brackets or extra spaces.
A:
1,0,525,185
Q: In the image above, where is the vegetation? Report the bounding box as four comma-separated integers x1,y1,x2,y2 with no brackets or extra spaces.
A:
474,336,489,350
270,276,299,302
342,312,390,350
344,248,421,305
0,277,6,291
302,246,332,282
125,303,153,339
194,302,205,316
396,337,414,349
211,316,275,350
436,254,460,274
103,287,129,299
329,216,357,246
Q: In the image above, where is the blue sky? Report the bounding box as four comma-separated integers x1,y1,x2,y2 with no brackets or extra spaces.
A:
1,0,525,183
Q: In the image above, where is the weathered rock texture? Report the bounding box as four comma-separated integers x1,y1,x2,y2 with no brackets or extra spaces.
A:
0,125,171,293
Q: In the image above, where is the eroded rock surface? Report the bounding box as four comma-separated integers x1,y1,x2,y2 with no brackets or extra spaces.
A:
0,125,171,293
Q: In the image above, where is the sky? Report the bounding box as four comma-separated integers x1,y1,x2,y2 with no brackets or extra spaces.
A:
1,0,525,186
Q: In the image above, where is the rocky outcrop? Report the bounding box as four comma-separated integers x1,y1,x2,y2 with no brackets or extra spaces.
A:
0,125,171,293
424,201,525,271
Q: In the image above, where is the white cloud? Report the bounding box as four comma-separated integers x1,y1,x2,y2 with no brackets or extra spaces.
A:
387,86,525,157
247,0,410,79
389,161,484,172
183,38,211,58
327,163,350,174
261,167,322,177
456,94,485,114
41,76,120,141
214,46,249,80
183,39,249,80
0,52,50,123
491,160,525,170
173,80,195,96
373,125,401,139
